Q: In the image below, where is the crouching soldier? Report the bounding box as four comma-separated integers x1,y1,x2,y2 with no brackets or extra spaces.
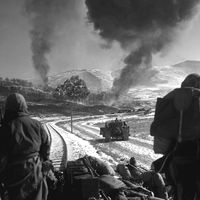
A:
0,93,50,200
116,157,168,199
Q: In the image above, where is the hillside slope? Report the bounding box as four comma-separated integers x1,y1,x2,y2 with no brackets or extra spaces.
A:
48,69,113,92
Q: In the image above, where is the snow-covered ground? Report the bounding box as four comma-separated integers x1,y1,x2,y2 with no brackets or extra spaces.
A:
37,113,163,171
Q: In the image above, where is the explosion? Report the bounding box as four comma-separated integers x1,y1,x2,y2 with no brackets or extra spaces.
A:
85,0,200,100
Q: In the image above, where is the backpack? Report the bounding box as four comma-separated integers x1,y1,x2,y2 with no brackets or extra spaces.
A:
64,156,114,200
151,87,200,142
63,157,98,200
151,87,200,184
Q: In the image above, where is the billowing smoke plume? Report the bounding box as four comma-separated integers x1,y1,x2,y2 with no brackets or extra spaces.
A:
85,0,200,99
24,0,78,85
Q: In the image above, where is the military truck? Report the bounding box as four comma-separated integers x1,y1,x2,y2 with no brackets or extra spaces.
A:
100,118,130,142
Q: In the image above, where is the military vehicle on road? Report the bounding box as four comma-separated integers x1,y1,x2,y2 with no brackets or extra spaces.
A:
100,118,130,142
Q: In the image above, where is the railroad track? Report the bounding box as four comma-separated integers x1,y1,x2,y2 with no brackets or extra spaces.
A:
44,123,68,171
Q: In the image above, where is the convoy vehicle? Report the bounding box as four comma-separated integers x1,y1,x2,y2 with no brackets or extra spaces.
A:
100,118,130,142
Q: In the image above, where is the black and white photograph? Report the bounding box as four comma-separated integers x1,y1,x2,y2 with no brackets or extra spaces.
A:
1,0,200,199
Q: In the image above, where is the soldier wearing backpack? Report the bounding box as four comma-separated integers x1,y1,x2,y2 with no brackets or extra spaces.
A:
151,73,200,200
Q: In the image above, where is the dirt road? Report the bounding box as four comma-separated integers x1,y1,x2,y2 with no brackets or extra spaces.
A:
51,114,162,170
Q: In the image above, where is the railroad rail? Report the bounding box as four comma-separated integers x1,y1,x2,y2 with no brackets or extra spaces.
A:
44,123,68,171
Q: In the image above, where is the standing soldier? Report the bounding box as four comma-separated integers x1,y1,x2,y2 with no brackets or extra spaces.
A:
151,73,200,199
0,93,50,200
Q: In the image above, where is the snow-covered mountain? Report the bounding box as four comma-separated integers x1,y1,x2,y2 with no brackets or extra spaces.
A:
152,60,200,88
122,60,200,101
173,60,200,73
48,69,113,92
47,60,200,99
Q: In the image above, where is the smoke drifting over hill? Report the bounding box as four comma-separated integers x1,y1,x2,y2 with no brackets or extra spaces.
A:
85,0,200,99
24,0,80,85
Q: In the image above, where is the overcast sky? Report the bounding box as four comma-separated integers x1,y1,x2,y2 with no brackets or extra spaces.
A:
1,0,200,80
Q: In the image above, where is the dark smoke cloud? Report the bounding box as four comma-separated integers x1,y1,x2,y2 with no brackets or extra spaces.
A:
85,0,200,98
24,0,78,85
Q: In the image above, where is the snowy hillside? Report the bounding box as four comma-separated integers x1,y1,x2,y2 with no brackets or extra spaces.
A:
45,60,200,101
48,69,113,92
128,60,200,101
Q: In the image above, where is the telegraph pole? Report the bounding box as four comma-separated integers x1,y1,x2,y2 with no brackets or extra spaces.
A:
71,105,73,133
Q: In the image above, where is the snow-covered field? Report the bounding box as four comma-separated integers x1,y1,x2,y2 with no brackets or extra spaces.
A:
38,113,162,171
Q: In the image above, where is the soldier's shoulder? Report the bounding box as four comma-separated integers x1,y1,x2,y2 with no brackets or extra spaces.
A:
21,115,43,126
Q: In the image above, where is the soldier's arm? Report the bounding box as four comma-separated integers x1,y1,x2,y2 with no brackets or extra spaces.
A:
39,124,51,161
0,124,11,156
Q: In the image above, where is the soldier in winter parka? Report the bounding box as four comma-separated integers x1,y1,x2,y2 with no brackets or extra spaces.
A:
0,93,50,200
151,73,200,200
